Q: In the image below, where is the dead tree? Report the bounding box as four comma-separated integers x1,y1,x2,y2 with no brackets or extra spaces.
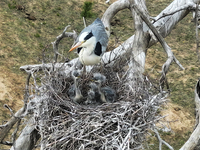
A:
1,0,200,149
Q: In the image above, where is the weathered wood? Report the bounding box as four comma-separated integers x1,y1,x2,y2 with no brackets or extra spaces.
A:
179,79,200,150
10,118,40,150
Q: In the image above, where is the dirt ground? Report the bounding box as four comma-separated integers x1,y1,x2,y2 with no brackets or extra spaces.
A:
0,70,24,121
159,102,195,133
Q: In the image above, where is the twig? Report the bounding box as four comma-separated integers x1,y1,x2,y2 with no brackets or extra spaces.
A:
11,119,21,143
0,73,31,142
0,141,13,146
4,104,14,116
52,25,77,62
83,17,86,28
153,128,174,150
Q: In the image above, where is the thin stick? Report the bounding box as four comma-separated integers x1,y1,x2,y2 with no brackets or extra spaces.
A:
83,17,87,28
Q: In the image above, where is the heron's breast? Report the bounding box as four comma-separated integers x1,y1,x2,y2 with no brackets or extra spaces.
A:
79,49,101,65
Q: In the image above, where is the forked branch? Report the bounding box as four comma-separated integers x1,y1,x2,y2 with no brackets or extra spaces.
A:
132,3,184,87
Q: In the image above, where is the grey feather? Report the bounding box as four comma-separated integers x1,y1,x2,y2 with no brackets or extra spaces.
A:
77,18,108,55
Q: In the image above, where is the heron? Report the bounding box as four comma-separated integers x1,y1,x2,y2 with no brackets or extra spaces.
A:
85,82,98,104
85,73,116,104
101,86,116,103
68,70,83,103
69,18,108,66
93,73,108,103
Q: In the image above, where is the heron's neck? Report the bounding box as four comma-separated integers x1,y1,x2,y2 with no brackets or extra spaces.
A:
83,37,96,54
74,78,80,94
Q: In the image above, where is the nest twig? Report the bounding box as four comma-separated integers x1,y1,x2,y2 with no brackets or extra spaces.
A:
25,56,167,149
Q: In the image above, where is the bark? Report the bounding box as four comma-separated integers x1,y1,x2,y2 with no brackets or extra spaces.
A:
10,118,40,150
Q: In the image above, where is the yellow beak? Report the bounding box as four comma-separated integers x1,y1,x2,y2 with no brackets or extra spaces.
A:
69,41,84,52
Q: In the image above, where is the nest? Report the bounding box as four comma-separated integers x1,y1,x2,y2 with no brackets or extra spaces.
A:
27,61,167,150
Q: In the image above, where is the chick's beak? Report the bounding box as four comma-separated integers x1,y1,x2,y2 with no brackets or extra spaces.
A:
69,41,84,52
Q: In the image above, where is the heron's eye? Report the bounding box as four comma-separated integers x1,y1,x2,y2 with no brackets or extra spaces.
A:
84,32,93,40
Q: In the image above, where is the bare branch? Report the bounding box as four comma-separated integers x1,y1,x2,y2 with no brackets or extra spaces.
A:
0,141,13,146
132,3,184,88
152,2,196,23
0,73,31,142
180,79,200,150
83,17,86,28
102,0,130,37
11,119,21,143
3,104,14,116
52,25,77,62
153,128,174,150
10,118,40,150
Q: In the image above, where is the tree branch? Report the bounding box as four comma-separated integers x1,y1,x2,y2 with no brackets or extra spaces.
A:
179,79,200,150
132,3,184,88
153,128,174,150
152,2,196,23
10,118,40,150
0,73,31,142
52,25,77,62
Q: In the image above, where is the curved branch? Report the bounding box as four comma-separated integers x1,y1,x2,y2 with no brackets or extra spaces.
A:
101,0,130,37
52,25,77,62
0,73,31,142
179,79,200,150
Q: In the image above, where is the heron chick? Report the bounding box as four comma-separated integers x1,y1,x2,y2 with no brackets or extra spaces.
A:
85,82,98,104
69,18,108,66
68,70,83,103
93,73,107,103
101,86,116,103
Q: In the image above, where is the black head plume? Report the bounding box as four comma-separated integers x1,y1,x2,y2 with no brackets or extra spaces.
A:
84,31,93,41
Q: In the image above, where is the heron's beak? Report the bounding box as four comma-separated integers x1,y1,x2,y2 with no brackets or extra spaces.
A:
69,41,84,52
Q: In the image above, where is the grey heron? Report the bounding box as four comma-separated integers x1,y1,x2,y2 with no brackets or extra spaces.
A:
93,73,107,103
68,70,83,103
69,18,108,66
85,73,116,104
101,86,116,103
85,82,98,104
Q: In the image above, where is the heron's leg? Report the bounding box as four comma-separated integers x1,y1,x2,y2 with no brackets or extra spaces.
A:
100,62,103,73
82,65,86,79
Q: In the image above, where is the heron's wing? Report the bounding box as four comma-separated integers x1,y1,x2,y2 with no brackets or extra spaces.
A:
91,18,108,54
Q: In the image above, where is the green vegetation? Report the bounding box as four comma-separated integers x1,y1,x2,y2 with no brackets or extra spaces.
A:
8,0,16,9
81,1,94,18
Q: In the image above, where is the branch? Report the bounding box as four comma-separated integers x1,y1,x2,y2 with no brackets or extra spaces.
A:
102,0,130,37
152,2,196,23
0,141,13,146
52,25,77,62
132,3,184,87
10,118,40,150
153,128,174,150
0,73,31,142
179,79,200,150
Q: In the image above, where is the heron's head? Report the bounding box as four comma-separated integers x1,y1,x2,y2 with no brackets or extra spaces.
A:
93,73,106,84
69,31,96,52
71,70,81,80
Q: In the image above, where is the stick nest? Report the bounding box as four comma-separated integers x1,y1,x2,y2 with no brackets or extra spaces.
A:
27,61,167,150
